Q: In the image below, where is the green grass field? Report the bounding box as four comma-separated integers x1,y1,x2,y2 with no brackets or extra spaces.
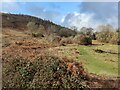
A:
56,44,118,77
77,44,118,76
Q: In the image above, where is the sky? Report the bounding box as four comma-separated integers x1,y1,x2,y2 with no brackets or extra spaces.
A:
1,1,118,30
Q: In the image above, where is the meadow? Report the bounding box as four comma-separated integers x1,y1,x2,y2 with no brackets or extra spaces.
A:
50,42,118,76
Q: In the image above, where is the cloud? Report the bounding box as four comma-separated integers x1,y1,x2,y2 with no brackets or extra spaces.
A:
61,12,98,30
80,2,118,21
62,2,118,30
1,2,118,30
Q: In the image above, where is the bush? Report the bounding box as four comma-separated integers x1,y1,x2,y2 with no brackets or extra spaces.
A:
74,34,92,45
3,54,88,88
109,32,119,45
96,31,120,45
32,32,44,38
59,37,73,46
96,31,112,43
58,28,77,37
27,22,38,31
52,36,61,44
45,34,61,43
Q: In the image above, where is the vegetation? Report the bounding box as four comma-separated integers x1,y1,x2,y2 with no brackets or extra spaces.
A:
77,45,118,76
96,24,120,45
27,22,38,31
74,34,92,45
32,32,44,38
3,52,88,88
51,43,118,76
58,28,77,37
60,37,73,46
2,13,119,89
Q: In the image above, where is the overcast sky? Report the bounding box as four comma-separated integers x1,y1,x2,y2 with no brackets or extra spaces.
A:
1,1,118,30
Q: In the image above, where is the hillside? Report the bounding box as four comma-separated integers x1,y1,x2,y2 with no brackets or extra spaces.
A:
1,13,119,89
2,13,76,37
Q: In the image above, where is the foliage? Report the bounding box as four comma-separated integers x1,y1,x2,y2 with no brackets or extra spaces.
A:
60,37,73,46
96,24,119,45
96,31,119,45
109,32,119,45
52,36,61,44
58,28,77,37
27,22,39,31
3,54,88,88
32,32,44,38
79,27,95,40
74,34,92,45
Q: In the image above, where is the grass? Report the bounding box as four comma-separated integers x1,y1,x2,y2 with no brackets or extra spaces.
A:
56,44,118,76
77,45,118,76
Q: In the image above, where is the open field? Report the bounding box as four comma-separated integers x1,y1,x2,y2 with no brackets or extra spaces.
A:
49,43,118,76
78,44,118,76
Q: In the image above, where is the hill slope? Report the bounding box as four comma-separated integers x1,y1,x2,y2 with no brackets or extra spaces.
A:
2,13,76,37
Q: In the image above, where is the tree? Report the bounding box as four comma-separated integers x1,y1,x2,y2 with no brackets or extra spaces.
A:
79,27,94,39
27,22,45,38
96,24,113,32
58,28,76,37
74,34,92,45
96,24,118,44
27,21,39,31
70,26,78,33
38,24,45,35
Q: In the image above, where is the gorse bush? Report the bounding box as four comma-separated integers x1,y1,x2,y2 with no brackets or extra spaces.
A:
74,34,92,45
79,27,95,39
60,37,73,46
96,31,112,43
96,31,120,45
32,32,44,38
58,28,77,37
96,24,120,45
27,22,39,31
109,32,119,44
59,34,92,46
3,54,88,89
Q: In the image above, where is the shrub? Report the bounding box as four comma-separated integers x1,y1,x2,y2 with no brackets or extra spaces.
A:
3,54,88,88
74,34,92,45
27,22,38,31
109,32,119,45
95,24,120,44
58,28,77,37
96,31,113,43
59,37,73,46
45,34,60,43
52,36,61,44
80,27,94,39
32,32,44,38
96,31,120,45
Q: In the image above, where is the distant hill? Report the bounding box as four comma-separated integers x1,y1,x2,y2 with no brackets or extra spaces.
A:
2,13,77,37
